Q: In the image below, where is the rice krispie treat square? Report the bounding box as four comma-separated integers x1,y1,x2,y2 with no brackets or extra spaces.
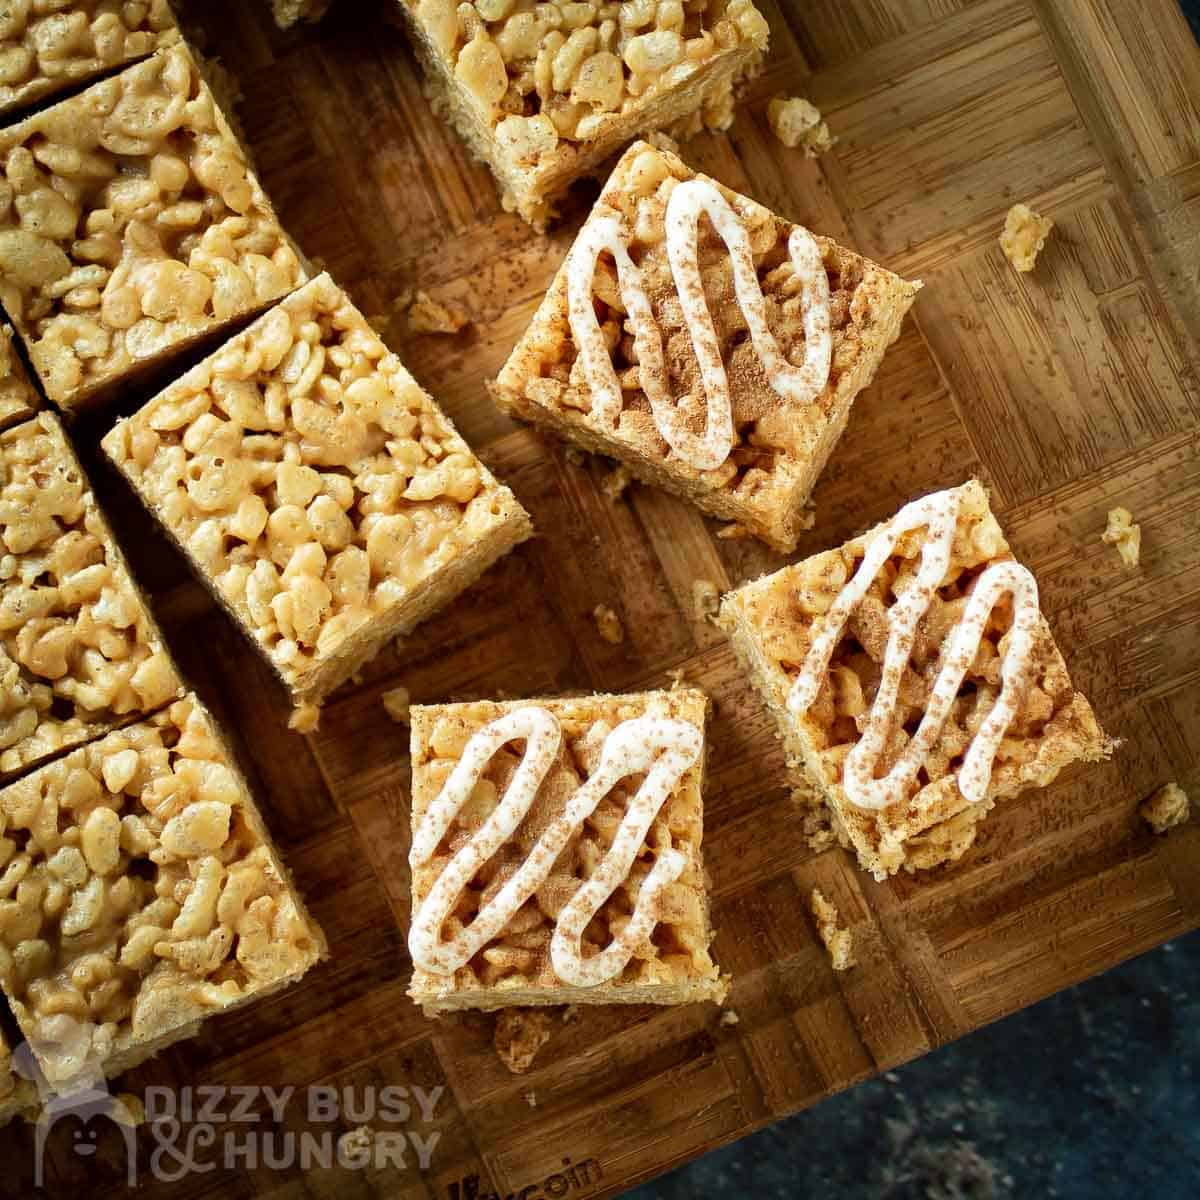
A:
103,273,532,729
0,412,184,783
394,0,770,226
719,481,1113,878
0,41,307,413
492,142,921,550
407,688,727,1015
0,694,326,1087
0,0,179,120
0,325,38,432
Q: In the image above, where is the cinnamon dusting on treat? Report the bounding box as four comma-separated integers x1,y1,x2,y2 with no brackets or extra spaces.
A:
1140,782,1190,834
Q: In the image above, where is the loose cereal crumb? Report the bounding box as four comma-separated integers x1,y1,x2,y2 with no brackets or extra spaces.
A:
562,1005,580,1024
525,1091,538,1108
1140,782,1190,834
1000,203,1054,272
767,97,836,156
692,579,721,623
1102,506,1142,568
116,1093,145,1125
666,667,689,686
407,290,469,334
382,687,411,725
719,1010,740,1027
593,604,625,645
494,1009,554,1075
810,887,856,971
716,522,754,540
288,703,321,734
338,1125,374,1162
564,446,588,467
600,462,635,501
648,130,681,156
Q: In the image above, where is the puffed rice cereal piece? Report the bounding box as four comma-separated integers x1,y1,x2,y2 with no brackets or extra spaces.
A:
0,694,325,1086
1000,203,1054,273
1139,782,1190,834
103,274,532,725
767,96,835,156
1101,506,1141,569
0,412,184,782
0,42,306,413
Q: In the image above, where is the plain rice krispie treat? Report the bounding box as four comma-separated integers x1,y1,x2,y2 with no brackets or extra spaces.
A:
407,689,727,1015
0,694,326,1086
0,41,307,413
0,0,179,120
0,325,38,432
395,0,769,226
0,1025,38,1126
103,274,532,725
1000,203,1054,273
719,481,1113,878
1,412,184,783
492,142,920,550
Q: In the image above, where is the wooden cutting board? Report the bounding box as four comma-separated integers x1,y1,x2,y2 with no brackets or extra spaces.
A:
8,0,1200,1196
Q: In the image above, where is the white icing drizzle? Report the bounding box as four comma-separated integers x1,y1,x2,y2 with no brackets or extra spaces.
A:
787,486,1042,810
566,177,832,473
408,708,703,987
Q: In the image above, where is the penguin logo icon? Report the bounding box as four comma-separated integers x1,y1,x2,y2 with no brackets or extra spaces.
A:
12,1016,140,1188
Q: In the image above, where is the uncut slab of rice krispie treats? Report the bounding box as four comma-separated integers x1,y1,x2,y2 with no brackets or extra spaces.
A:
0,694,326,1087
492,142,920,550
408,688,727,1015
0,41,306,414
0,412,184,783
0,326,38,432
0,0,179,120
394,0,769,226
103,273,532,729
719,481,1113,878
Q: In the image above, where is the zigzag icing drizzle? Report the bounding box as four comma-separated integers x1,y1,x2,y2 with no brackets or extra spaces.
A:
408,707,702,987
566,177,832,472
787,486,1042,810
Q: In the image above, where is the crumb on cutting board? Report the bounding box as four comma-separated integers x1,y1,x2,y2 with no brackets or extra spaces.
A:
592,604,625,645
382,686,411,724
1000,203,1054,272
600,463,634,501
692,579,721,623
494,1009,554,1075
288,703,321,734
810,887,856,971
407,290,470,334
1140,782,1190,834
719,1009,740,1027
1102,506,1142,568
767,96,835,156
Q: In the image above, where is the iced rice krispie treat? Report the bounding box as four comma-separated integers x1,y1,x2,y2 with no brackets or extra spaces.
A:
395,0,770,226
0,326,38,432
492,142,920,550
0,694,326,1086
0,41,307,413
103,274,532,728
1,412,183,783
719,481,1113,878
0,0,179,120
407,688,727,1015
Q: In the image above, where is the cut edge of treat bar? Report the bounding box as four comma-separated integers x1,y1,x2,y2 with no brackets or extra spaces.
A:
0,693,327,1084
490,141,922,550
395,7,766,227
718,480,1115,878
406,688,728,1017
0,411,186,786
0,326,39,434
0,42,308,416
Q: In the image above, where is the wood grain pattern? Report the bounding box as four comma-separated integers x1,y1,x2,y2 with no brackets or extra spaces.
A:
3,1,1198,1195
